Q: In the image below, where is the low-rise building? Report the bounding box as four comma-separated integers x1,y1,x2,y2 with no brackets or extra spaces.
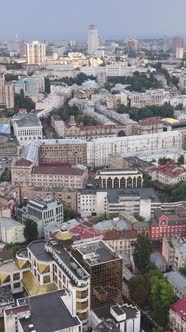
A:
11,113,43,145
4,290,82,332
0,218,25,244
95,168,143,189
151,209,186,241
162,237,186,271
147,163,186,185
17,197,64,238
169,297,186,332
164,271,186,298
0,260,25,294
14,76,45,97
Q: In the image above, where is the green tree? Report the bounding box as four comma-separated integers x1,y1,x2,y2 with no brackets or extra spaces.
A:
63,206,79,222
133,233,152,273
177,155,184,166
133,213,144,222
159,157,173,165
143,173,153,187
149,275,174,326
0,168,11,182
15,90,35,112
128,275,148,308
24,219,38,243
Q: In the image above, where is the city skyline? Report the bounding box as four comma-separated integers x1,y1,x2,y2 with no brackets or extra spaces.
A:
1,0,186,41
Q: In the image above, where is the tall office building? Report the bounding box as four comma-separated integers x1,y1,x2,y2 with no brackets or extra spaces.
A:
88,25,99,55
0,69,14,109
26,41,46,66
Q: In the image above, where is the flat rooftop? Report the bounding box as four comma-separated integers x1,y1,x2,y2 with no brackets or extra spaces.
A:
28,241,53,262
94,303,139,321
18,290,80,332
0,261,21,273
73,240,120,265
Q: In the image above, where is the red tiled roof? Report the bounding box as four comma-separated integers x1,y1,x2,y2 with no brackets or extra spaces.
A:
70,226,100,239
170,298,186,321
5,305,30,316
102,230,138,241
14,159,33,167
148,163,186,178
139,116,163,126
32,165,84,176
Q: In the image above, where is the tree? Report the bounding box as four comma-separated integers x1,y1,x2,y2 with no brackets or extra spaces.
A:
158,157,173,165
133,213,144,222
128,275,148,308
133,233,152,273
149,275,174,326
177,155,184,166
15,90,35,112
0,168,11,182
143,173,153,187
24,219,38,243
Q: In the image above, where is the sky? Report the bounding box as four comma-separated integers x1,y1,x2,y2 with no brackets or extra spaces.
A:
1,0,186,41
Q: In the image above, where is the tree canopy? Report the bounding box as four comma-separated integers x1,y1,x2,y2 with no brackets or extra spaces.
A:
133,232,152,273
52,73,95,86
15,90,35,112
52,105,97,126
23,219,38,243
0,168,11,182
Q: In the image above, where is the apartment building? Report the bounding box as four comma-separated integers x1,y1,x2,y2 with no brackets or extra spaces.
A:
17,197,63,238
162,237,186,271
95,168,143,189
164,271,186,298
0,260,25,294
0,71,14,109
14,76,45,97
26,41,46,67
87,131,182,166
0,218,25,244
169,298,186,332
39,139,87,165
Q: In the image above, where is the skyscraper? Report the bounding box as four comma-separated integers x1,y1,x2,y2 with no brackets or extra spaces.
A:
88,25,99,55
26,41,46,67
0,67,14,109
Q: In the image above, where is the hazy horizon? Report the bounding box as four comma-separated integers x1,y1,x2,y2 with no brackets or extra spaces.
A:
1,0,186,41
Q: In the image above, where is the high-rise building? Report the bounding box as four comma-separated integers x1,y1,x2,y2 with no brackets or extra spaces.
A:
172,36,184,51
0,72,5,108
88,25,99,55
72,240,123,309
26,41,46,66
4,82,14,109
176,47,184,59
0,69,14,109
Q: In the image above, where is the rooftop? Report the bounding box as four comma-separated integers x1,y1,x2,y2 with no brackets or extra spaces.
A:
32,164,84,176
14,159,33,167
164,271,186,294
96,168,141,176
28,241,53,262
170,297,186,321
73,240,121,266
18,290,81,332
94,303,139,322
0,261,21,273
148,163,186,178
13,113,42,128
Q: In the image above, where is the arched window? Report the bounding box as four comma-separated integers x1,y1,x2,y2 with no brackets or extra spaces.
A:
114,177,119,188
107,177,112,188
137,176,142,187
120,177,126,188
127,177,132,188
133,177,137,188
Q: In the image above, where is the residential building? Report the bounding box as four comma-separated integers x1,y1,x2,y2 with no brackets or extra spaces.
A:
169,298,186,332
164,271,186,298
14,76,45,97
0,218,25,244
36,94,65,117
51,115,65,137
147,163,186,185
4,82,14,109
95,168,143,189
88,25,99,55
137,117,169,135
0,70,14,109
26,41,46,67
11,113,43,145
72,240,123,309
87,131,182,167
4,290,82,332
162,237,186,271
0,287,14,317
17,197,63,238
176,47,184,59
39,139,87,165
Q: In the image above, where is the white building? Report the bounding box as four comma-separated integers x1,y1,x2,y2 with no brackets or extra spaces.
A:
88,25,99,55
12,113,43,145
36,94,65,117
26,41,46,67
162,237,186,271
0,218,25,244
87,131,183,166
164,271,186,298
17,197,64,238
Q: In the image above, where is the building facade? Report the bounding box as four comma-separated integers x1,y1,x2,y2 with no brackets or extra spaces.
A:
12,113,43,145
169,298,186,332
88,25,99,55
95,168,143,189
26,41,46,66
